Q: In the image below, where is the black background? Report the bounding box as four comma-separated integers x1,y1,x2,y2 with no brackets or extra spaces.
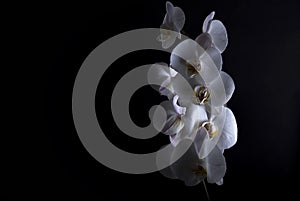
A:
44,0,300,200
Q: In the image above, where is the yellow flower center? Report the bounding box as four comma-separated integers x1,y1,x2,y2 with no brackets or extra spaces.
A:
194,86,210,104
201,121,218,139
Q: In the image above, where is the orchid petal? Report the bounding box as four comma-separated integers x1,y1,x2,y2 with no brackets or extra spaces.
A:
201,46,223,72
198,107,226,159
202,11,215,33
205,146,226,184
206,73,227,107
156,145,177,179
148,63,176,99
171,39,205,78
193,127,211,155
195,33,212,50
172,6,185,31
159,80,174,100
189,47,223,88
208,20,228,53
216,178,224,185
183,104,208,138
220,71,235,104
217,107,237,150
171,139,205,186
166,1,174,14
171,73,194,106
161,31,178,49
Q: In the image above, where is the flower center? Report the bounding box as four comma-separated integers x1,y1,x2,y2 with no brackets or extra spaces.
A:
191,164,207,177
194,86,210,104
201,121,218,139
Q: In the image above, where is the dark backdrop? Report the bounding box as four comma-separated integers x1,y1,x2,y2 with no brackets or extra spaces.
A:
44,0,300,200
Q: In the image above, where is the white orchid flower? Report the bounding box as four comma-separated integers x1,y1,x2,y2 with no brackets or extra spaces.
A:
198,11,228,53
148,60,209,106
167,69,235,110
191,70,235,107
161,137,226,186
157,1,185,49
170,39,222,81
169,103,208,147
153,4,237,190
194,106,238,159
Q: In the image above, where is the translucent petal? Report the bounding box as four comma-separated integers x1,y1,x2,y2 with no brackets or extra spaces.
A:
148,62,172,86
171,39,205,68
171,73,194,106
205,103,224,120
166,1,174,14
201,46,223,72
170,139,204,186
160,31,178,49
159,80,174,100
156,145,177,179
216,178,223,185
172,7,185,31
202,11,215,33
170,53,187,78
193,127,211,155
195,33,212,50
188,47,222,88
198,107,226,159
208,20,228,53
220,71,235,104
160,18,172,30
160,164,177,179
150,102,169,133
217,107,237,150
205,146,226,184
163,2,185,32
183,104,208,138
169,104,207,147
160,66,177,99
170,39,205,81
206,73,227,107
148,62,176,98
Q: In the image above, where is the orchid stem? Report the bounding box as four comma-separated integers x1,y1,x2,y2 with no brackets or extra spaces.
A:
203,180,210,201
